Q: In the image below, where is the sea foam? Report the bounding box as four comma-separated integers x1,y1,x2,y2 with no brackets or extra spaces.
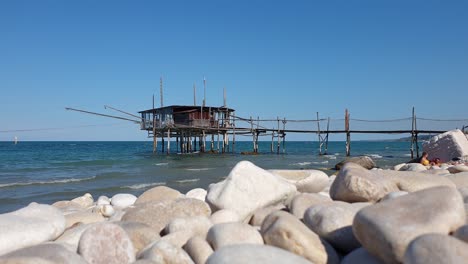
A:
0,176,97,188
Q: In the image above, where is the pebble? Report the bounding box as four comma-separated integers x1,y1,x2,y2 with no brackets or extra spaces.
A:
164,216,212,237
111,193,137,209
137,240,194,264
206,222,264,250
183,236,214,264
122,198,211,233
404,233,468,264
249,204,285,226
261,210,339,264
65,211,105,228
78,223,135,264
186,188,207,201
288,193,332,219
115,221,160,254
303,202,361,253
71,193,94,208
97,195,111,206
269,169,329,193
340,247,383,264
210,209,240,224
135,186,182,205
100,204,115,217
454,224,468,243
206,244,313,264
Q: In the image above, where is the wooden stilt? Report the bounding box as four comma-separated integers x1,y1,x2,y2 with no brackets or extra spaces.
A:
167,129,170,154
345,109,351,156
277,117,280,154
317,112,322,155
232,118,236,154
282,118,286,154
202,130,206,152
271,132,274,153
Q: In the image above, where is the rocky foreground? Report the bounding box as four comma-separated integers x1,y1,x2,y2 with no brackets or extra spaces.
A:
0,158,468,264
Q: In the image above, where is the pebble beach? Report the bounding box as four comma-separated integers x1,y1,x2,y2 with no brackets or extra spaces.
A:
1,129,468,264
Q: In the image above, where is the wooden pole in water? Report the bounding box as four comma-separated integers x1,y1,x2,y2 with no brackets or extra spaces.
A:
277,117,280,154
345,109,351,156
415,112,420,158
232,117,236,153
167,129,171,154
410,107,415,159
202,130,206,152
161,133,165,154
271,131,274,153
282,118,286,153
317,112,322,155
325,117,330,154
152,95,156,154
250,116,255,152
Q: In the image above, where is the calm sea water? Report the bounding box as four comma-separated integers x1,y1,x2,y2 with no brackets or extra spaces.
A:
0,141,417,213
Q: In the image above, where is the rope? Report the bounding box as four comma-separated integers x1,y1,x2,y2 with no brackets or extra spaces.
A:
0,123,133,133
417,117,468,122
350,117,412,123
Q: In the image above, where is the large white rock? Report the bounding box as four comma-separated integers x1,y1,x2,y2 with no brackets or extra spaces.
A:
0,203,66,255
111,193,137,209
206,244,313,264
423,129,468,162
78,223,135,264
268,169,329,193
353,186,465,264
206,222,264,250
206,161,297,221
404,233,468,264
261,211,339,264
0,242,87,264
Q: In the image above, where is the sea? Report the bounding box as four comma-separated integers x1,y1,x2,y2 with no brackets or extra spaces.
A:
0,141,418,214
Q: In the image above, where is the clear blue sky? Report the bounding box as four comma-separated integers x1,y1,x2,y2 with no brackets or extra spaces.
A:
1,0,467,141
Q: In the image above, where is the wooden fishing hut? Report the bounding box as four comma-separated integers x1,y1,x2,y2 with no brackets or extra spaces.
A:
139,105,235,154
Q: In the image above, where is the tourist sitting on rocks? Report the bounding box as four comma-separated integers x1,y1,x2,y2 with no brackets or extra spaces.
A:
430,158,442,166
419,152,430,166
408,152,430,165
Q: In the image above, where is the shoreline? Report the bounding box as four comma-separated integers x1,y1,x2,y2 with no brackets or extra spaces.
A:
0,156,468,262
